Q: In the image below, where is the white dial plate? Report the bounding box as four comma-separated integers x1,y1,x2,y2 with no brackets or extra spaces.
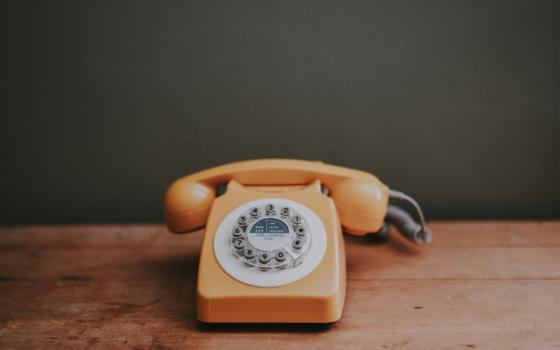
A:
214,198,327,287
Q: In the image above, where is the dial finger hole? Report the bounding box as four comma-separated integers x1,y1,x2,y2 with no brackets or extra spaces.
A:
250,207,260,217
244,248,255,259
258,252,271,264
232,226,243,238
238,215,249,226
280,207,290,217
233,239,245,250
265,204,275,215
275,250,286,262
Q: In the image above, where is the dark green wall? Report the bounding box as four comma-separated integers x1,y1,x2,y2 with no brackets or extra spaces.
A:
1,0,558,223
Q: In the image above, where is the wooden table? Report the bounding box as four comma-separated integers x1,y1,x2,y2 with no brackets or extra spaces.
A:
0,222,559,349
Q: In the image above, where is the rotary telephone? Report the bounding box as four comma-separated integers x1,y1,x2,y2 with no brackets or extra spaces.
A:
164,159,431,323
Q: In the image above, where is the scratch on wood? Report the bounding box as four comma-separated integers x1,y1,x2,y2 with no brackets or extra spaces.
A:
60,275,91,281
382,339,410,349
0,276,19,282
106,298,161,309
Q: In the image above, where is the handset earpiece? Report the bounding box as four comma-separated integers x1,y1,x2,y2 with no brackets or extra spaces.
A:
164,179,216,233
330,179,431,244
330,178,389,235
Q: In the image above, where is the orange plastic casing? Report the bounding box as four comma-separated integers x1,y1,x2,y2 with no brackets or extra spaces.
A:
196,181,344,323
163,159,389,323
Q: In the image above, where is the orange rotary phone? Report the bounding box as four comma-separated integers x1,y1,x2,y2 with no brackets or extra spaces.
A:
164,159,431,323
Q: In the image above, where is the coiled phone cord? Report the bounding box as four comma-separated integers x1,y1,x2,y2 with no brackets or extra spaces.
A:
386,190,432,244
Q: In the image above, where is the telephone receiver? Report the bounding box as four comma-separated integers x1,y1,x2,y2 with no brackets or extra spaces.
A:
165,159,431,242
164,159,431,323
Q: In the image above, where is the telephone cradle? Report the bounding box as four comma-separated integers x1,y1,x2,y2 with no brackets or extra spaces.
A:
164,159,431,323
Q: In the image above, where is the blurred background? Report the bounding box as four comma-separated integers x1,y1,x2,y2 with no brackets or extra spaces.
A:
1,0,558,224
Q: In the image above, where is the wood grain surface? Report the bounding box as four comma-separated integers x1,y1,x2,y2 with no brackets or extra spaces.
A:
0,222,559,349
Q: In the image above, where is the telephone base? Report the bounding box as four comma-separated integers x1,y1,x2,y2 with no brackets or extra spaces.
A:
195,181,346,323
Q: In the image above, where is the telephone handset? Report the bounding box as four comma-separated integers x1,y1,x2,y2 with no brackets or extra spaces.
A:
164,159,431,323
